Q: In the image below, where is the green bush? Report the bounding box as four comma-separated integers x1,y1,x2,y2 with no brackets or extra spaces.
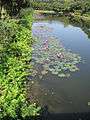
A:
0,9,40,119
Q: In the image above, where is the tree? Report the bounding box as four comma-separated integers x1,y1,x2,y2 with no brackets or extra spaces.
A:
0,0,30,19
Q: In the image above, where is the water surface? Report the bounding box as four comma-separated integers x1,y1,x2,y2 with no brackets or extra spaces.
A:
28,16,90,113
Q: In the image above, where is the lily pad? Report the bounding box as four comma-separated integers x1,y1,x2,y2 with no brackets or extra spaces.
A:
52,71,58,75
88,102,90,106
58,73,66,77
31,24,81,78
41,70,48,75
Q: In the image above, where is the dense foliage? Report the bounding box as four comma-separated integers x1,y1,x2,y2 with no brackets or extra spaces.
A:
31,0,90,15
0,0,32,18
0,9,40,119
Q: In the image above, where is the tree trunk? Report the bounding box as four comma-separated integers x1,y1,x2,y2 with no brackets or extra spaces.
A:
0,5,7,19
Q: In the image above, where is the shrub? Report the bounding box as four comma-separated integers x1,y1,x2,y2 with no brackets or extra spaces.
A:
0,9,40,119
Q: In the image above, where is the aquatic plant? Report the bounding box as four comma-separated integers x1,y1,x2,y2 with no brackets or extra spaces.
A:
31,24,81,78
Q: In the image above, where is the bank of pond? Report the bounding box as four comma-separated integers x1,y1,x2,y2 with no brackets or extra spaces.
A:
0,8,90,119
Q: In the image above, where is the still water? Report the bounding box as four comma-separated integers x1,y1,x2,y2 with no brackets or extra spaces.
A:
28,15,90,113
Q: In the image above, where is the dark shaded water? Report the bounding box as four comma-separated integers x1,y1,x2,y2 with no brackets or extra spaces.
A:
28,16,90,113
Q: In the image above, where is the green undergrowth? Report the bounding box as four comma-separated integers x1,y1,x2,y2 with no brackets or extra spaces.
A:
0,8,40,119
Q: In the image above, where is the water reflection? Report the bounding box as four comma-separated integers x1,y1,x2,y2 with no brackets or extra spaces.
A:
36,14,90,39
27,15,90,113
69,17,90,39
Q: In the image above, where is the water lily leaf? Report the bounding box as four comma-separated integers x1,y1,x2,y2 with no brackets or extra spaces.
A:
88,102,90,106
65,73,70,77
49,68,54,72
41,70,48,75
39,75,43,79
52,71,58,75
58,73,66,77
32,24,81,78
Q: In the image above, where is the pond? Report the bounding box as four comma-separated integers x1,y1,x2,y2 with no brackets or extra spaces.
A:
27,14,90,113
